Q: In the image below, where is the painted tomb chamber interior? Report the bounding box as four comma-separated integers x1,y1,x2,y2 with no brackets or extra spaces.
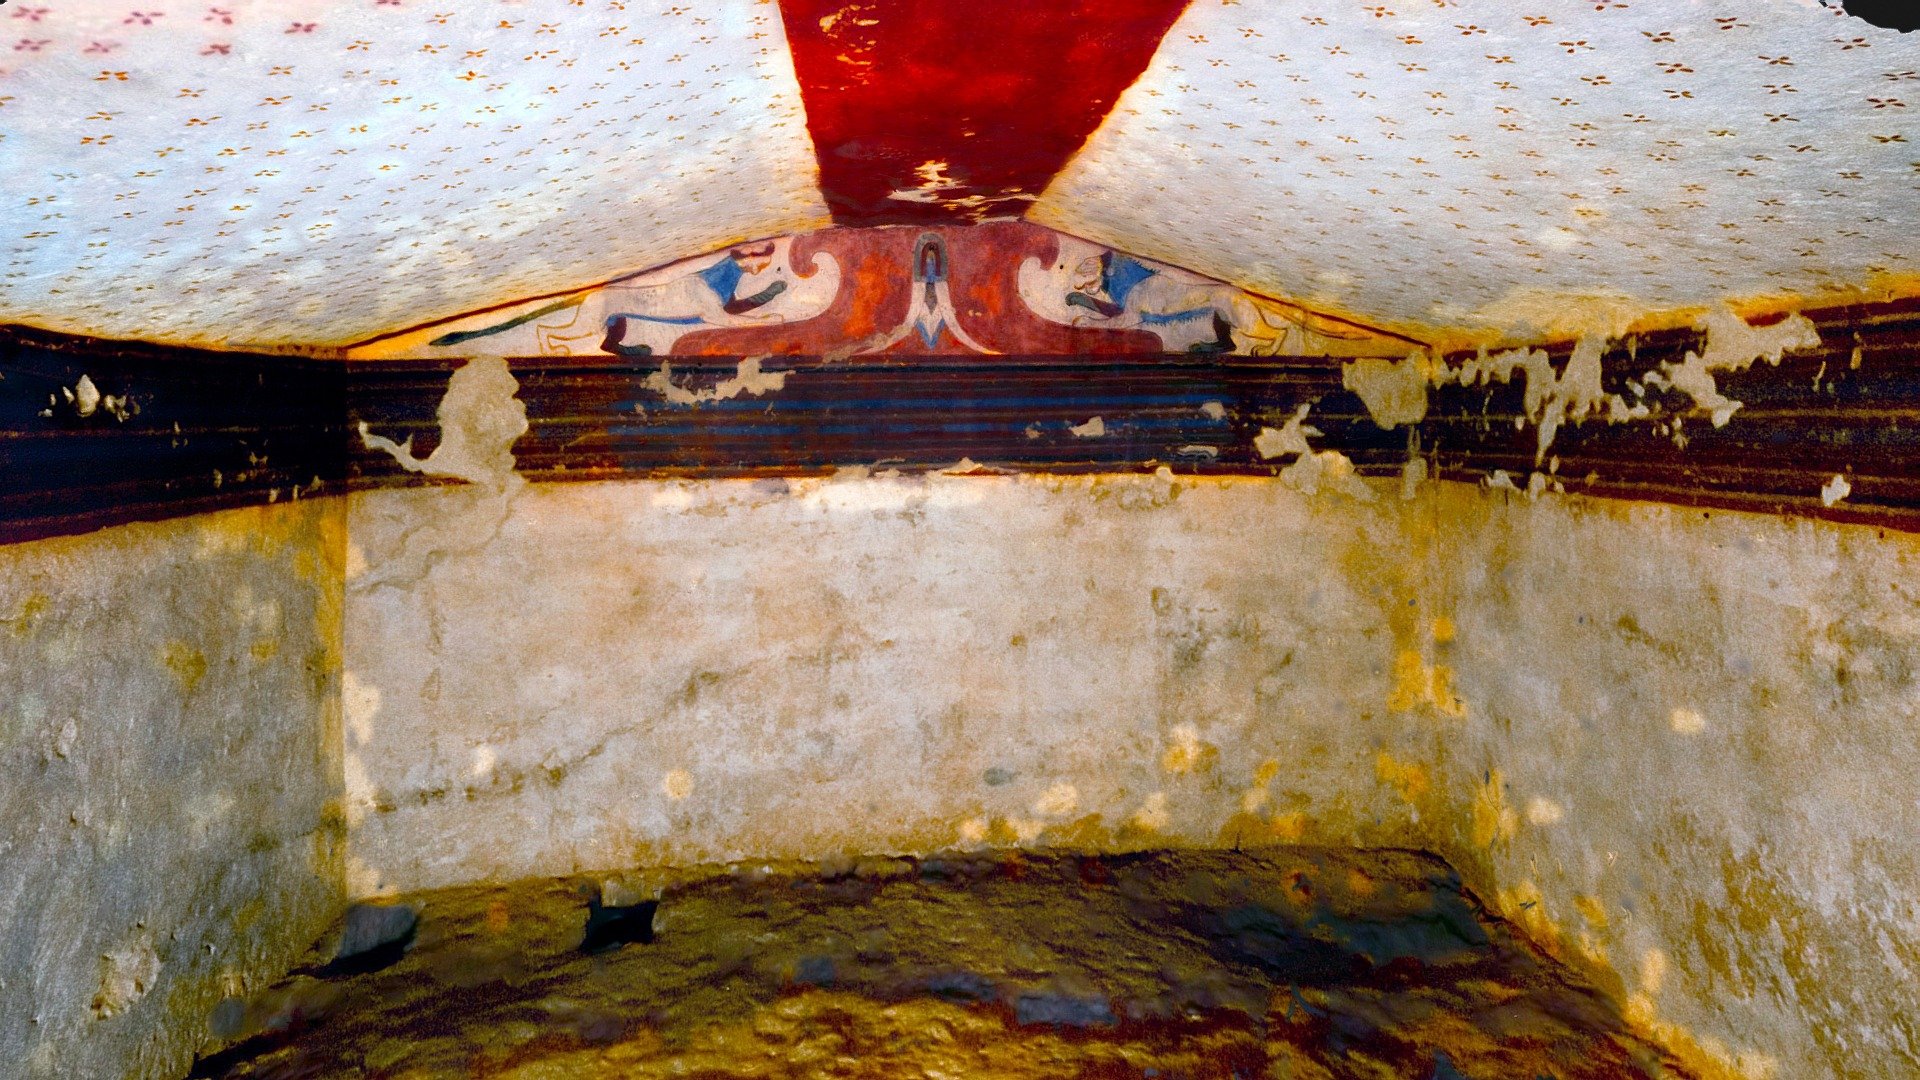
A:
2,2,1919,1079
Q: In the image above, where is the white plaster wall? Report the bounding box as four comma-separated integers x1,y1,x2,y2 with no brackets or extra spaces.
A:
0,503,347,1080
342,472,1436,895
1411,488,1920,1080
344,471,1920,1080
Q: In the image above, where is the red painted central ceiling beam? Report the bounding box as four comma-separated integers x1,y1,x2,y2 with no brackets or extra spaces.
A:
778,0,1191,226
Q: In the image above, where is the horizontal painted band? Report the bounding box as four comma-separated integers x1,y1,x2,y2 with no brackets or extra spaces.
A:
4,301,1918,544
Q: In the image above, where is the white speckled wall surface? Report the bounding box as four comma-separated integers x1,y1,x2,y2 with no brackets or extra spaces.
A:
0,502,347,1080
1033,0,1920,340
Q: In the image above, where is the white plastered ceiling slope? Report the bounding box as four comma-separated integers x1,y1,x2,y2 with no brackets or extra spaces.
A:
1032,0,1920,343
0,0,828,349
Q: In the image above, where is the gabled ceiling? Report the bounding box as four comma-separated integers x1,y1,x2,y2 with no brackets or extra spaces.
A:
1031,0,1920,342
2,1,1918,351
0,0,830,347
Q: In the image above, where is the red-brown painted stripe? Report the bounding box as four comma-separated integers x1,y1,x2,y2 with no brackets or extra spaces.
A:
778,0,1191,225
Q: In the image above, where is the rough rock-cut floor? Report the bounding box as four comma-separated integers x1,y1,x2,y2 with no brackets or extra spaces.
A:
194,848,1691,1079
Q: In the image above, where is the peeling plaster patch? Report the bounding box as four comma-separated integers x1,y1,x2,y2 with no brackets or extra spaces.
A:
1399,456,1428,502
643,357,787,407
343,672,379,748
799,471,989,512
1442,336,1647,463
1640,947,1669,998
352,356,530,592
1342,352,1431,429
1008,818,1048,844
1251,409,1311,461
942,457,1003,475
885,160,972,208
1033,783,1079,818
343,753,379,829
1283,448,1374,502
359,356,528,488
49,717,77,761
1255,403,1375,501
1821,474,1852,507
1199,401,1226,420
661,770,694,801
46,374,137,423
91,931,160,1019
1648,307,1822,427
650,486,699,512
72,375,101,417
1104,466,1183,510
1129,791,1170,831
1068,416,1106,438
1670,708,1707,735
1525,797,1566,827
1238,760,1282,815
346,855,395,901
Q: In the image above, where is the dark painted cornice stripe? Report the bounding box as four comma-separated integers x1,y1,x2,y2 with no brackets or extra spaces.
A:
5,298,1918,545
348,310,1920,530
346,355,1388,486
0,324,346,544
1425,307,1920,524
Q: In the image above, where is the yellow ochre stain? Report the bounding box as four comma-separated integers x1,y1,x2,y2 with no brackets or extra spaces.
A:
1574,894,1610,930
1160,724,1219,774
1374,751,1431,804
161,640,208,694
1470,770,1519,849
1269,811,1308,843
1387,649,1467,718
5,594,49,636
